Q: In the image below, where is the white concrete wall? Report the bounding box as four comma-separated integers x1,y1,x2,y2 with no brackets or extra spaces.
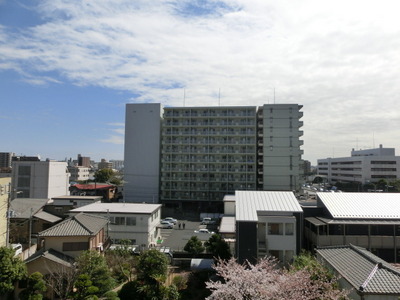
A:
124,103,162,203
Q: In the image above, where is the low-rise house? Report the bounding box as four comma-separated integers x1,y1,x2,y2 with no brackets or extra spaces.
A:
234,191,303,264
9,198,61,247
304,192,400,263
317,244,400,299
37,213,110,258
44,195,102,218
68,202,162,249
69,183,117,201
23,248,75,299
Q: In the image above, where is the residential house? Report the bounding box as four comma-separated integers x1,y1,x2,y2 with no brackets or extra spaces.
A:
37,213,110,258
44,195,102,218
9,198,61,247
234,190,303,264
317,244,400,299
69,202,162,248
69,183,117,202
304,192,400,263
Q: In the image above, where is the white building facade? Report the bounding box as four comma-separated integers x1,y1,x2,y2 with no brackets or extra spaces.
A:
69,202,162,248
317,145,400,184
11,160,70,199
124,103,304,209
67,166,90,182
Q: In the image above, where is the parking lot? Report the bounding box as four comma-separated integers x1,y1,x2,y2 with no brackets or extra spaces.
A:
159,219,218,252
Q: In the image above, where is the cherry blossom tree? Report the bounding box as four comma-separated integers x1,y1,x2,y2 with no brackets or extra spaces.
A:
206,257,349,300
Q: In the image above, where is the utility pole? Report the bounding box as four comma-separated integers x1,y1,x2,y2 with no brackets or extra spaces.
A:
6,182,11,247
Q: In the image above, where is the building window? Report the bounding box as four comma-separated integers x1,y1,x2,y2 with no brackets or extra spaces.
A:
268,223,283,235
126,217,136,226
63,242,88,251
285,223,294,235
115,217,125,225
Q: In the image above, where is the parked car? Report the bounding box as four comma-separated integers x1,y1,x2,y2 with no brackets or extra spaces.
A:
160,221,174,229
11,243,23,257
194,228,215,234
163,217,178,224
201,217,216,225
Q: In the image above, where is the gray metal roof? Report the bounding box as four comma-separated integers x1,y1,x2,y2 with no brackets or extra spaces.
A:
219,216,236,233
70,202,161,214
39,213,108,237
10,198,49,218
235,191,303,222
34,211,62,223
317,244,400,294
317,192,400,219
25,248,74,267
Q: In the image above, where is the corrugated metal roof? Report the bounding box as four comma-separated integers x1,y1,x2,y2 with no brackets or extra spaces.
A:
235,191,303,221
317,193,400,219
39,213,108,237
70,202,161,214
317,244,400,294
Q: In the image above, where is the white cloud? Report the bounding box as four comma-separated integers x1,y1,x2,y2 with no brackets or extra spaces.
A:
1,0,400,163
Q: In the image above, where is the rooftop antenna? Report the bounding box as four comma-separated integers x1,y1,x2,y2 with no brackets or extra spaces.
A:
274,87,276,104
218,88,221,106
183,89,186,107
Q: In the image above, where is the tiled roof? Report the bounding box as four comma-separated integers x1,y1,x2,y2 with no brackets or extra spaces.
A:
235,191,303,221
317,192,400,219
39,213,108,237
316,244,400,294
25,248,74,267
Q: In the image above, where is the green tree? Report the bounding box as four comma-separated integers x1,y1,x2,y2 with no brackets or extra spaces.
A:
184,236,205,256
137,249,169,284
291,250,335,282
75,250,115,296
105,240,137,283
72,274,99,300
118,250,179,300
204,234,232,260
94,169,115,183
20,272,47,300
0,246,27,296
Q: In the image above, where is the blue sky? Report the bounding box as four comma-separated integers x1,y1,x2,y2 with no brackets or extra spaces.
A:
1,0,400,164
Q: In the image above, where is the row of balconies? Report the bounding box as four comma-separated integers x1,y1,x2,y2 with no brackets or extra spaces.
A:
163,110,256,118
164,120,256,127
161,166,255,173
162,149,256,154
162,158,256,164
162,139,256,145
161,175,255,182
163,129,256,136
161,181,256,190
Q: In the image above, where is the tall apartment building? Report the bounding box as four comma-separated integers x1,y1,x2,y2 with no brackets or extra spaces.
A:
317,144,400,184
0,152,14,169
11,158,70,199
124,103,304,209
78,154,91,168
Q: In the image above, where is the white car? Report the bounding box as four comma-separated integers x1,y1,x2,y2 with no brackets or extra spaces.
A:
160,221,174,229
163,217,178,225
194,228,215,234
11,243,23,257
